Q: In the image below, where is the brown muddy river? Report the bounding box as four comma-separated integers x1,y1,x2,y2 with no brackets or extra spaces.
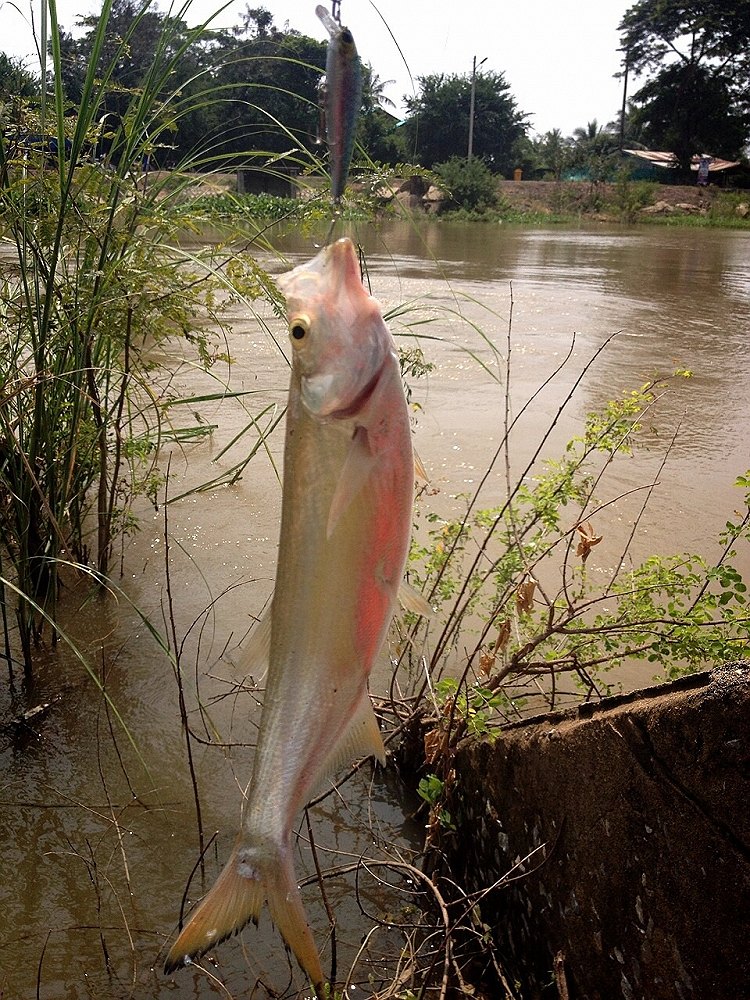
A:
1,220,749,998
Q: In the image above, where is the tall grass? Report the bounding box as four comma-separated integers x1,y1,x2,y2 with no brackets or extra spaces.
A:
0,0,282,677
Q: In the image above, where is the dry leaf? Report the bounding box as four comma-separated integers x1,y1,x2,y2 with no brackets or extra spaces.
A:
424,728,443,765
516,578,536,614
575,520,603,563
479,649,495,677
496,618,512,652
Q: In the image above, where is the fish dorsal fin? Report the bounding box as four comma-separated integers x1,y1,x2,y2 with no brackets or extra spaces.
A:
327,425,379,539
230,606,272,683
414,449,429,482
306,689,386,802
398,580,434,618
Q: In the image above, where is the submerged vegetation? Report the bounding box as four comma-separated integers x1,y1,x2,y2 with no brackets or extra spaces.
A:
1,1,749,998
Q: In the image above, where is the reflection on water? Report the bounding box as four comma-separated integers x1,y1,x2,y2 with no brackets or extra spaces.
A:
1,220,749,997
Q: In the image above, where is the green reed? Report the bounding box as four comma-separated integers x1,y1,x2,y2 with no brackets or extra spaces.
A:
0,0,284,678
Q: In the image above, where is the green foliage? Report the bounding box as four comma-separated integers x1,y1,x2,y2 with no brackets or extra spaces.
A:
619,1,750,170
708,192,750,224
434,677,506,739
613,169,657,222
433,156,498,212
52,0,326,169
539,128,573,181
400,71,528,173
620,1,750,82
49,1,401,178
183,190,326,222
182,187,382,227
629,63,748,171
567,119,621,185
417,773,455,830
400,375,750,752
0,2,278,675
0,52,40,100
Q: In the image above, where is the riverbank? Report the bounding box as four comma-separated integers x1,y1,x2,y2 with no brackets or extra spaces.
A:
495,177,750,224
387,174,750,225
171,169,750,228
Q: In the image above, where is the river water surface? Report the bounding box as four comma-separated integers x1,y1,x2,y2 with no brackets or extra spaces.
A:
1,220,748,998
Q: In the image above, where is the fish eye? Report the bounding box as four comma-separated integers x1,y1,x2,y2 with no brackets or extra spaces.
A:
289,314,311,343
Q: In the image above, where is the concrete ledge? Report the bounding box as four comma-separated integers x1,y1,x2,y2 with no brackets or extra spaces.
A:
449,663,750,999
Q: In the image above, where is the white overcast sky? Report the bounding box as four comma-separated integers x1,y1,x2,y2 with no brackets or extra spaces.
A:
1,0,632,136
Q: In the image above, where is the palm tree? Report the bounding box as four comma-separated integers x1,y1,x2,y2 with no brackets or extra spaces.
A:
569,118,619,182
362,66,396,114
572,119,602,146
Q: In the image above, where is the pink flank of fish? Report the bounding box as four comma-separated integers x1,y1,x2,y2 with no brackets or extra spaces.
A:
164,238,415,992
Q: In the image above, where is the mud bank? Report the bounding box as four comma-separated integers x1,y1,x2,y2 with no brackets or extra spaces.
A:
447,663,750,999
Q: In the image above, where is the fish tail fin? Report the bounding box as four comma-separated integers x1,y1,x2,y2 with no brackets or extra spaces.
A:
164,840,325,992
267,852,325,991
164,841,264,974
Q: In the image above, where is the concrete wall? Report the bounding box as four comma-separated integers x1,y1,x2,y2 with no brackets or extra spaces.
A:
447,663,750,999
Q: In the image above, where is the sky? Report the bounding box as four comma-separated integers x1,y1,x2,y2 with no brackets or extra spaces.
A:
1,0,631,136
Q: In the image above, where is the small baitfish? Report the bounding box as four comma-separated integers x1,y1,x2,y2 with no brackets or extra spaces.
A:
164,238,416,992
316,4,362,201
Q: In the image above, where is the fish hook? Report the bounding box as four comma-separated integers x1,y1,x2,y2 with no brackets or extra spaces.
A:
331,0,342,24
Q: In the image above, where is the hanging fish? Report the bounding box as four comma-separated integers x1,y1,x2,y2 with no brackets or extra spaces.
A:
316,4,362,201
164,238,417,992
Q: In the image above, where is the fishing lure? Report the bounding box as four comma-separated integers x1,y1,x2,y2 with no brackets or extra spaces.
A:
316,4,362,202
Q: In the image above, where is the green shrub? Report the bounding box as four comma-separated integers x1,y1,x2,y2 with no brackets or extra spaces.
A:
613,170,657,221
433,156,498,212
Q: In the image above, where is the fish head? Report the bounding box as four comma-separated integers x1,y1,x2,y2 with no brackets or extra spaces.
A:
277,238,390,418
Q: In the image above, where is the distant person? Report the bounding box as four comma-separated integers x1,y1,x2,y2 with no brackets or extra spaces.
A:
697,155,711,186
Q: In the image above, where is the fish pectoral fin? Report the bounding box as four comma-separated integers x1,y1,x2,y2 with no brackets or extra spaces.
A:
398,580,434,618
327,425,379,539
308,690,386,798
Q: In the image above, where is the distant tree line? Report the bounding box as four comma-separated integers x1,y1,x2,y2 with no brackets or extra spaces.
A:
1,0,748,183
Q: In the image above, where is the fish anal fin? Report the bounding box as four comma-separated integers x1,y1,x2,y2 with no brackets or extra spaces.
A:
308,690,386,799
327,425,378,539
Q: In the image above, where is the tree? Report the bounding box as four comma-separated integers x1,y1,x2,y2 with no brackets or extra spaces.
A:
400,71,528,174
540,128,572,181
619,0,750,171
204,24,325,164
55,0,206,164
569,118,621,181
54,2,326,168
238,5,276,38
0,53,40,100
629,61,747,170
357,65,400,165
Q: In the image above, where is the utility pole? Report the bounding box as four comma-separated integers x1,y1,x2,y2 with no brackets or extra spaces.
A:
468,55,487,160
619,47,629,152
